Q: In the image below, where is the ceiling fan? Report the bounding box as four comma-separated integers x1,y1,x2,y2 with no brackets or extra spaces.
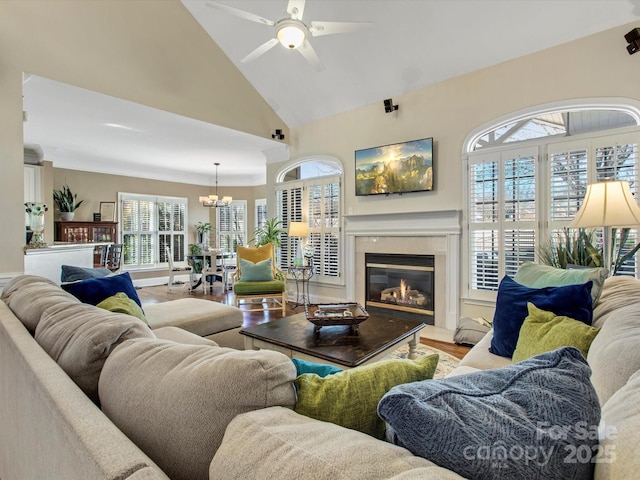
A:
206,0,373,71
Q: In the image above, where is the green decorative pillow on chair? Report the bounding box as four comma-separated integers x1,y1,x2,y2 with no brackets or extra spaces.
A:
238,258,273,282
236,243,274,279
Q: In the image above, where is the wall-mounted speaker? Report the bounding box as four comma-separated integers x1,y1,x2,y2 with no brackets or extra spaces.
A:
625,28,640,55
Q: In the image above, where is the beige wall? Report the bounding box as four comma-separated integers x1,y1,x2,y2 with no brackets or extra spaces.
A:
269,21,640,317
0,0,285,275
276,22,640,214
53,167,263,243
52,168,263,281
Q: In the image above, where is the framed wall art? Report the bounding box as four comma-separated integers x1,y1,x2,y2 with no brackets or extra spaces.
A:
99,202,116,222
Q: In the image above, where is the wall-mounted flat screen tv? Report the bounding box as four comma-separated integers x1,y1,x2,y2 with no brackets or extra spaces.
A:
355,137,433,196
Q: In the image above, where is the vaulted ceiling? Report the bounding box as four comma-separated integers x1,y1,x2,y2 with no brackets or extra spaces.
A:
21,0,640,185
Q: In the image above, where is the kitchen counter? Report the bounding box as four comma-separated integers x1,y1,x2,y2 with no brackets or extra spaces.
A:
24,242,113,284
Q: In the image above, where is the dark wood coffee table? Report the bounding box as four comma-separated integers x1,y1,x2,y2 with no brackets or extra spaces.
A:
240,313,426,368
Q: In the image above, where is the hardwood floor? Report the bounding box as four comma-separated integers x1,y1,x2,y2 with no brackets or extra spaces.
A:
137,283,470,360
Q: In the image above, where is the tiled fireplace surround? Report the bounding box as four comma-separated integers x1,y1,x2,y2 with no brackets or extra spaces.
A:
344,210,461,332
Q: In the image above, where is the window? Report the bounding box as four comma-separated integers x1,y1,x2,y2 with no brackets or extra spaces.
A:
469,146,537,292
255,198,267,231
216,200,247,253
276,158,342,283
119,193,187,269
465,104,640,300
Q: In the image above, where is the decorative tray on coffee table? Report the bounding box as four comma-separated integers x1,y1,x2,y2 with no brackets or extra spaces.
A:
305,303,369,333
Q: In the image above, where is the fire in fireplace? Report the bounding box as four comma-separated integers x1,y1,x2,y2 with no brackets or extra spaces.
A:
365,253,434,324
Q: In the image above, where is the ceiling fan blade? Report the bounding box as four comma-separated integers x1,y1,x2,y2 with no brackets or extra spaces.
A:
309,21,373,37
297,40,325,72
240,38,279,63
206,1,275,26
286,0,306,21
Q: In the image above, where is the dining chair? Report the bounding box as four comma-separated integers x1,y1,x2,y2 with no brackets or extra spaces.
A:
166,245,192,292
105,243,123,272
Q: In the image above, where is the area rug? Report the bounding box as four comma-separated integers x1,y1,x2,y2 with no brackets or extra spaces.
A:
384,344,460,378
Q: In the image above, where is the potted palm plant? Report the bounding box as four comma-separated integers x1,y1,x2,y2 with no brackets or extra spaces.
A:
252,217,284,249
53,184,83,221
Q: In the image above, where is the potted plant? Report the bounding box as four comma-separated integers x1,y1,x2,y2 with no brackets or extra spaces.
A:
252,217,284,249
53,184,83,221
251,217,284,271
195,221,212,248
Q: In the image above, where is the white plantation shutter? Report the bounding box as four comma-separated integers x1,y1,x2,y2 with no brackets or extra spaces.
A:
158,200,186,263
255,199,267,230
308,180,340,278
120,194,187,269
593,135,639,275
469,156,499,291
277,184,304,269
216,201,247,253
547,133,640,275
503,154,537,277
467,129,640,299
277,175,341,283
468,146,538,293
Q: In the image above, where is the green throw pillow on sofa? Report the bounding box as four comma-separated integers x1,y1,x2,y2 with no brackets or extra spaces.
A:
97,292,148,325
512,303,600,363
294,354,439,439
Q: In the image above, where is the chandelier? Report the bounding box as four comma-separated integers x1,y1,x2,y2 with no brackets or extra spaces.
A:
199,162,232,208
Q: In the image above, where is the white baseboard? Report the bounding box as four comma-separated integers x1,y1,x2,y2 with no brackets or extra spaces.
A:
131,274,191,288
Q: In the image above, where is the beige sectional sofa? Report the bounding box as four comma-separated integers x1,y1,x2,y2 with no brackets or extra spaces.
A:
1,274,639,480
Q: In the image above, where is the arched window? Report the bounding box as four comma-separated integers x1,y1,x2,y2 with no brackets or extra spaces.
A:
276,157,343,283
464,100,640,300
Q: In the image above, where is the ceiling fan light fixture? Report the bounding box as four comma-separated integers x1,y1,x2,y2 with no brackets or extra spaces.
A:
276,20,306,49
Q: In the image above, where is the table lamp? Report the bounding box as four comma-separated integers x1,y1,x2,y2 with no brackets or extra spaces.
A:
569,179,640,273
289,222,309,267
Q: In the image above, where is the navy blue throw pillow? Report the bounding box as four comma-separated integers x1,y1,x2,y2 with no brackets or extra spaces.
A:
62,272,142,308
489,276,593,358
378,347,601,480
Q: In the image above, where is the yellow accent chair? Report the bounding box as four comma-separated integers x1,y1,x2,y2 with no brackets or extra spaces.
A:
233,243,286,315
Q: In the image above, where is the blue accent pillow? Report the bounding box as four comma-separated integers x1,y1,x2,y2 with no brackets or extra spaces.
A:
239,257,273,282
291,358,342,377
378,347,601,480
489,275,593,358
62,272,143,308
61,264,112,283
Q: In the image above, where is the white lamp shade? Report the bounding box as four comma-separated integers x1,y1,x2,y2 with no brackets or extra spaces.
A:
199,196,209,203
208,194,219,202
276,23,305,49
289,221,309,237
570,180,640,228
221,196,233,204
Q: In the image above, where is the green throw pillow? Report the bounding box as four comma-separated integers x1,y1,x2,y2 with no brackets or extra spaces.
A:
97,292,148,324
294,354,439,439
512,303,600,363
239,257,273,282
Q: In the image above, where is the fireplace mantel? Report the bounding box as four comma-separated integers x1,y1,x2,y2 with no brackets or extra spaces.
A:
344,210,461,331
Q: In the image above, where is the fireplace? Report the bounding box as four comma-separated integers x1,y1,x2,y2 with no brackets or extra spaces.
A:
365,253,434,325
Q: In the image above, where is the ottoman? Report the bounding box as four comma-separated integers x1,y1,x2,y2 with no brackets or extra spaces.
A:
144,298,244,349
